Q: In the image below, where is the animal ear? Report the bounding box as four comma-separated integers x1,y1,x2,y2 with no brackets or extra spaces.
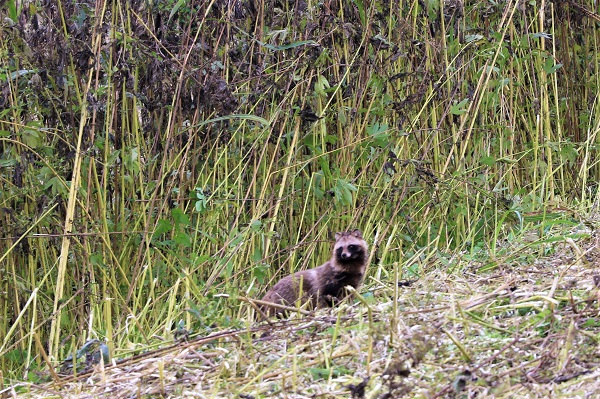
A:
335,232,341,240
351,229,363,238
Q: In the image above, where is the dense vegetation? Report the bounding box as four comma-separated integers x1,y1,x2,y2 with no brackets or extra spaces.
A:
1,0,599,392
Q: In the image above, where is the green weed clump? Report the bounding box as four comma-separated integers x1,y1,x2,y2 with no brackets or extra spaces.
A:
0,0,598,384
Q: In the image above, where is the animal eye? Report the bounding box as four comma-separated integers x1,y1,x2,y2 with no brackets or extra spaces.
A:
348,245,356,250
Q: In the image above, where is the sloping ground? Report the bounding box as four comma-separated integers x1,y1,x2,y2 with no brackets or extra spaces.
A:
8,235,600,398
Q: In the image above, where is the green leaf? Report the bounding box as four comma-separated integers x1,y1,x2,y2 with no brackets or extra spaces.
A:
333,179,358,206
7,0,17,21
124,147,140,173
0,158,17,167
427,0,439,19
168,0,186,21
366,120,388,136
4,348,26,363
253,263,269,284
6,69,35,82
90,253,106,268
450,99,469,115
365,120,389,147
224,260,234,278
582,318,600,328
480,155,496,167
543,57,562,74
315,75,330,97
308,367,330,380
172,208,190,226
250,219,262,232
312,171,326,199
559,142,578,163
194,187,208,213
21,128,42,148
252,248,263,263
228,231,245,248
531,32,552,39
153,219,172,239
173,231,192,247
352,0,366,25
107,149,120,166
465,34,484,44
43,176,67,197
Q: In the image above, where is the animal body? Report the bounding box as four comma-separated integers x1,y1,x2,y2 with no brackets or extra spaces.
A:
260,229,369,317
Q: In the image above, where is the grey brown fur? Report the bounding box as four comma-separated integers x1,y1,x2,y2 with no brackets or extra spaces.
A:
260,230,369,317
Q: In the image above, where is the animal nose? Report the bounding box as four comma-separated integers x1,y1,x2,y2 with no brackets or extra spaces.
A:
341,252,350,259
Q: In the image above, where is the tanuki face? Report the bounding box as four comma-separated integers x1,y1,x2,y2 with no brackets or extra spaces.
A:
333,230,368,269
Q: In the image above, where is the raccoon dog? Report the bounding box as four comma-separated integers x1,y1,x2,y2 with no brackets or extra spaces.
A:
260,230,369,316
